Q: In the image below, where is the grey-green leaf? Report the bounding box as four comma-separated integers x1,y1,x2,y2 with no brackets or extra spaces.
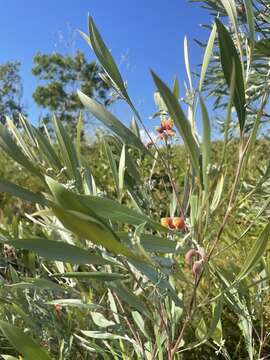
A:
216,19,246,133
0,321,50,360
10,239,111,265
151,70,200,174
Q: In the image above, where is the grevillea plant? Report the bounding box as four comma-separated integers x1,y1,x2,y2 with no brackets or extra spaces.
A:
0,5,270,359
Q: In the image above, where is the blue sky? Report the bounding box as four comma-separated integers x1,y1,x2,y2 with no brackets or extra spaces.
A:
0,0,211,130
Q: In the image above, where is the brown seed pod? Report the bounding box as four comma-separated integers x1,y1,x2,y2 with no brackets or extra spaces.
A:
192,260,203,277
185,249,197,265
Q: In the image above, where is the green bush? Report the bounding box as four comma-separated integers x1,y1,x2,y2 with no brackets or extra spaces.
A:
0,8,269,360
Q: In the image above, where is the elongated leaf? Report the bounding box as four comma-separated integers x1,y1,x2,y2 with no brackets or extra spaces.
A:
0,321,50,360
184,36,193,90
130,259,183,307
243,0,254,47
47,176,165,231
0,177,48,206
237,221,270,281
88,16,129,100
173,77,179,98
151,71,200,174
118,232,176,253
210,174,224,212
53,272,126,281
118,144,126,195
91,312,115,328
81,330,132,342
10,238,111,265
216,19,246,132
6,278,64,291
0,124,41,179
220,0,238,35
254,39,270,58
199,95,211,192
48,299,101,309
109,281,151,319
52,116,82,190
46,177,135,256
78,91,147,153
103,137,119,191
31,126,62,170
53,207,134,257
199,23,216,92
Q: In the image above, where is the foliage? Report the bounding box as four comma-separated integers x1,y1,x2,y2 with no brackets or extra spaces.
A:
0,61,26,125
32,51,112,130
191,0,270,131
0,6,269,360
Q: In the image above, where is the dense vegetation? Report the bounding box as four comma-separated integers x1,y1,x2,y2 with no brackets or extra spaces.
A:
0,1,270,359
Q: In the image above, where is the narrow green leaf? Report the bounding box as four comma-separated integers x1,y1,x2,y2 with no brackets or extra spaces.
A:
254,39,270,58
0,123,41,179
220,0,239,35
210,174,224,213
243,0,255,47
216,19,246,132
103,137,119,191
0,177,48,206
0,321,50,360
78,91,147,153
172,77,179,99
31,127,62,170
88,16,129,100
46,177,135,257
199,95,211,192
237,222,270,281
52,116,82,190
10,238,110,265
118,232,176,253
199,23,216,92
151,71,200,174
184,36,193,90
118,144,126,195
52,272,126,281
109,281,151,319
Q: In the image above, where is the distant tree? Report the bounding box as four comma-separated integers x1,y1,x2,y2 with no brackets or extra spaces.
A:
32,51,112,130
0,61,25,125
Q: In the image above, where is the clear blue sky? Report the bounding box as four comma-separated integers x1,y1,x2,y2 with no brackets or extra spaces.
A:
0,0,211,129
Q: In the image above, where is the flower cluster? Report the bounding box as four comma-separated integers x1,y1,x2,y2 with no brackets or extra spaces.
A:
156,118,175,140
160,216,185,230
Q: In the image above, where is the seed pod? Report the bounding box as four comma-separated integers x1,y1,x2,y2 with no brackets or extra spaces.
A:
192,260,203,277
185,249,197,265
197,246,206,261
172,217,185,230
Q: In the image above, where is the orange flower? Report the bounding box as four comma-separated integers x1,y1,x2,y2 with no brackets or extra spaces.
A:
156,126,164,134
160,217,171,228
163,119,174,130
172,217,185,230
167,129,176,137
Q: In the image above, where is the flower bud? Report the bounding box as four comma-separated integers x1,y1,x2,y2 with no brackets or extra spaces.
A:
185,249,197,265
